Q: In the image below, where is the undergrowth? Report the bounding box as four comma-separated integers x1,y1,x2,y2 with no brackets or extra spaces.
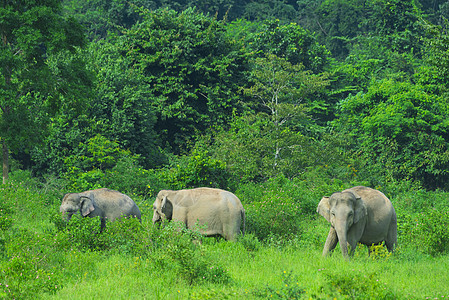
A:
1,172,449,299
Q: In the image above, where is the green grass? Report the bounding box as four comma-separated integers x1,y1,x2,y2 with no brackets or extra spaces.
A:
2,175,449,299
37,243,449,299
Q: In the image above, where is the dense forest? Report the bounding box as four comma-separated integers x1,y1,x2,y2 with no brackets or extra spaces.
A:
2,1,449,299
2,0,449,191
1,0,448,190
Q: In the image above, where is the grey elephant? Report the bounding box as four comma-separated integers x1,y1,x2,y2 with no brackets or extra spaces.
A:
152,187,245,241
60,188,141,229
317,186,397,258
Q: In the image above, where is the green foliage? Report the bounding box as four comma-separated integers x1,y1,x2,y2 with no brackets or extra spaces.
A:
399,209,449,256
102,157,163,197
62,134,140,191
98,216,150,256
0,0,89,181
52,214,103,252
62,0,154,39
211,113,328,182
313,0,423,59
320,270,397,299
121,7,250,152
87,40,162,167
422,18,449,91
150,221,231,285
249,19,330,73
367,244,392,261
252,270,305,299
238,233,262,252
0,197,13,234
162,148,232,190
335,78,449,189
242,0,298,22
314,0,366,58
0,229,62,299
0,188,14,260
236,175,316,241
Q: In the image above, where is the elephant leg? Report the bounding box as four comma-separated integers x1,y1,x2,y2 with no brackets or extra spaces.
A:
323,227,338,256
346,236,358,257
100,218,106,232
384,214,398,252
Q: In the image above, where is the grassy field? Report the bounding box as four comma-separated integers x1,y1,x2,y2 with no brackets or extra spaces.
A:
2,174,449,299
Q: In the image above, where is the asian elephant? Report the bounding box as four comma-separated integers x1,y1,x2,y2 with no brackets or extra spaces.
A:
152,187,245,241
317,186,397,258
60,188,141,230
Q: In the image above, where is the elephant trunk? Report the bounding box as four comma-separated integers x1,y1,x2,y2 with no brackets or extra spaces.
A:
335,222,349,258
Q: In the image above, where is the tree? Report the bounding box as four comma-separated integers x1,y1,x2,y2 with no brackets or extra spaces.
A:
422,18,449,91
334,79,449,189
62,0,157,40
245,54,328,171
211,54,329,181
249,19,330,73
311,0,423,59
121,8,250,153
0,0,87,183
88,39,162,167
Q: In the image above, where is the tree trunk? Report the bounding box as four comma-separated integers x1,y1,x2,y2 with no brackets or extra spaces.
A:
2,139,8,184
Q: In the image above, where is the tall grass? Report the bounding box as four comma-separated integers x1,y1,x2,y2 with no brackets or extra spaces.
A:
1,171,449,299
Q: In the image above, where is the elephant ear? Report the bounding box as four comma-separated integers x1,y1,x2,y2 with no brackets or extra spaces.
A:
80,196,95,216
317,196,331,222
161,196,173,220
353,192,367,224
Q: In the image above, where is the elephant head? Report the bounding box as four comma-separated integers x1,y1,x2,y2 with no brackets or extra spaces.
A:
317,190,367,257
152,194,173,224
60,193,95,221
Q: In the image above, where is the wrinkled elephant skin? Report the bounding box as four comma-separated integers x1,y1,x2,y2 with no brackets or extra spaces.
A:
60,188,141,230
152,187,245,241
317,186,397,258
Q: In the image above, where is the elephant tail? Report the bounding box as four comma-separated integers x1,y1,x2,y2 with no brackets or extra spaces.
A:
241,209,246,237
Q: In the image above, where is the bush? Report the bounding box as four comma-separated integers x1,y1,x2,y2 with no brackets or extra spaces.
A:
252,270,305,299
62,134,141,191
102,157,165,197
399,209,449,256
0,229,62,299
52,214,103,252
238,233,261,252
151,221,231,285
319,270,397,299
98,216,150,256
236,175,319,241
162,148,233,190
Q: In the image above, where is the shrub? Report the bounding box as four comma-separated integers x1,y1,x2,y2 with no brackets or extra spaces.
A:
236,175,317,241
161,148,233,190
0,229,62,299
252,270,305,299
102,157,164,197
238,233,261,252
52,214,103,252
151,221,231,285
320,270,397,299
399,209,449,256
98,216,150,256
62,134,140,191
368,244,392,260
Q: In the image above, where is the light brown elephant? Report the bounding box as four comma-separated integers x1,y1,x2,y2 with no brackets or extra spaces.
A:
60,188,141,230
317,186,397,258
152,187,245,241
